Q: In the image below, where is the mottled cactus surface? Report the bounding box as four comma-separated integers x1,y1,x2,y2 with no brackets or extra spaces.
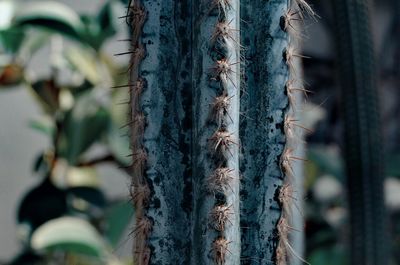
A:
121,0,314,264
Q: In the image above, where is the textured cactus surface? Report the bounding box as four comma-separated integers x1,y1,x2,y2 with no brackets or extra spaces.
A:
240,1,290,263
123,0,311,264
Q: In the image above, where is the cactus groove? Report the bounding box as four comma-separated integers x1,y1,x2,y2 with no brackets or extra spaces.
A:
122,0,313,264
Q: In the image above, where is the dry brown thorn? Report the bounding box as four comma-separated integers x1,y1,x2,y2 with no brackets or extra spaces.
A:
280,148,307,178
211,58,239,87
126,2,147,41
294,0,317,19
207,167,235,194
125,46,147,73
284,115,313,141
281,8,303,34
210,205,233,231
286,79,313,108
130,77,146,110
131,184,151,208
213,237,232,265
283,46,310,75
211,0,233,11
133,216,152,238
212,95,234,126
131,113,146,134
276,218,309,265
121,111,146,129
132,77,146,94
211,20,240,46
130,148,147,175
276,240,288,265
277,218,300,238
209,130,237,156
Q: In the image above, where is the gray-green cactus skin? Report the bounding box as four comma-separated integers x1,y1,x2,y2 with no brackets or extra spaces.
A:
124,0,307,264
240,1,290,263
332,0,389,264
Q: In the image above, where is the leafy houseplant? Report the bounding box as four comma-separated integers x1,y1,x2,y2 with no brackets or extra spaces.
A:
0,1,135,264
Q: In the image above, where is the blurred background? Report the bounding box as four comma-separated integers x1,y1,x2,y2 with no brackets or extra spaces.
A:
0,0,134,264
0,0,399,264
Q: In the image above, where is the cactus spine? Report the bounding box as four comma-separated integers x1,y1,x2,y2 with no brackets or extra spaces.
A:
123,0,313,264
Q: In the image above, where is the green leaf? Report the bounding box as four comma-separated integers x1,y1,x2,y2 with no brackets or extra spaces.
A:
18,30,50,60
60,91,110,165
29,116,54,136
0,1,24,53
17,178,67,232
29,79,59,114
308,146,345,182
31,217,106,257
104,200,134,247
308,245,348,265
12,1,85,41
78,1,119,50
96,2,118,43
64,46,100,85
79,14,103,50
0,27,25,53
65,166,100,188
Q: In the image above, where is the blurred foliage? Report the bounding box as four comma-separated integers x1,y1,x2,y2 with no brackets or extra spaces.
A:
0,0,133,264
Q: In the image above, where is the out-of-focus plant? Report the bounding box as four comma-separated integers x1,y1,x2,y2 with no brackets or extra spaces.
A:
0,0,134,264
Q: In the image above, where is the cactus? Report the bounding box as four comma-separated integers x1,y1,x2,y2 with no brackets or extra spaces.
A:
332,0,389,264
121,0,313,264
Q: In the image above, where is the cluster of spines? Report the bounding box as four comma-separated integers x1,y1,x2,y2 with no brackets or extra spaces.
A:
117,1,152,265
277,0,315,265
207,0,239,264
